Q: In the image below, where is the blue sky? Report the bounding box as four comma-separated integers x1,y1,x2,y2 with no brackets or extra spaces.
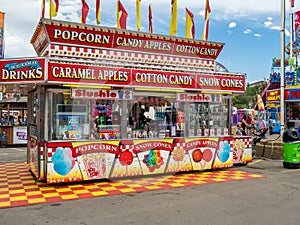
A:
0,0,298,82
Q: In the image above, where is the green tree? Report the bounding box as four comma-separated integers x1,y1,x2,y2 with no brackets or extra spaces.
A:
232,82,267,109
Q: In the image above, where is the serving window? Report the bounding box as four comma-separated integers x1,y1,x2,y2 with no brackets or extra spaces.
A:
127,93,185,139
47,88,231,141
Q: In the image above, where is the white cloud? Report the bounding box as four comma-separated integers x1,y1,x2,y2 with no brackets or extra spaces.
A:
264,21,273,27
229,22,237,28
270,26,281,31
254,33,262,38
244,29,252,34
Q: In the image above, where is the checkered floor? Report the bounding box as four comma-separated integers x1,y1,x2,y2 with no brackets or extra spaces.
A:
0,162,265,209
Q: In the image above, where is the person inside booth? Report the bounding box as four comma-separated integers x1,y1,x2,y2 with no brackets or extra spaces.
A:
89,114,100,139
1,114,8,125
112,111,121,125
138,108,147,129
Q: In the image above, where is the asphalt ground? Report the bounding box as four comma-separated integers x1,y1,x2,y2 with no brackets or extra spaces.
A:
2,142,300,225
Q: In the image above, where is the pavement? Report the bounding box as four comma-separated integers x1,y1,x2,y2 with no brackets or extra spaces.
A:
2,141,300,225
0,144,270,210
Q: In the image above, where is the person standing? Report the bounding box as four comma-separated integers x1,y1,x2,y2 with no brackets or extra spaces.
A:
89,114,100,139
241,114,249,135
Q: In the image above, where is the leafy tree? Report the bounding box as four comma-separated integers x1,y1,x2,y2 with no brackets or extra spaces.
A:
232,82,267,109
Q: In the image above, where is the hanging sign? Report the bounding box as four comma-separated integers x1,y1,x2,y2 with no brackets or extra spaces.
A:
266,89,280,102
176,93,222,103
0,57,45,83
71,88,133,100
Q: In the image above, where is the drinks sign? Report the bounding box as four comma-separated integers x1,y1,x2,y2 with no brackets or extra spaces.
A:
0,58,45,83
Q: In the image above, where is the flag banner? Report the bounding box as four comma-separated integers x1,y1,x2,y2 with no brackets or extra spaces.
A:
202,0,211,41
295,11,300,46
185,8,195,39
41,0,45,18
136,0,141,31
117,0,128,29
257,94,265,111
0,12,4,59
50,0,59,19
170,0,177,36
291,0,295,8
96,0,101,24
149,4,153,33
81,0,89,24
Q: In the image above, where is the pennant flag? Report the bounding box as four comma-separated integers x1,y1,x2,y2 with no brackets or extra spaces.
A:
295,10,300,31
185,8,195,39
50,0,59,19
257,94,265,111
149,4,153,33
291,0,295,8
202,0,211,41
295,11,300,45
117,0,128,29
170,0,177,36
136,0,141,31
0,12,5,59
96,0,101,24
41,0,45,18
81,0,89,24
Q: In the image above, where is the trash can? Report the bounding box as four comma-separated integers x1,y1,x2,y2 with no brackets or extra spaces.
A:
283,122,300,169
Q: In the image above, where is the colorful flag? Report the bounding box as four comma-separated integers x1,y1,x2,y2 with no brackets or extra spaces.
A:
96,0,101,24
0,12,5,59
81,0,89,24
295,11,300,45
170,0,177,36
257,94,265,111
149,4,153,33
202,0,211,41
295,10,300,31
50,0,59,19
291,0,295,8
136,0,141,31
41,0,45,18
117,0,128,29
185,8,195,39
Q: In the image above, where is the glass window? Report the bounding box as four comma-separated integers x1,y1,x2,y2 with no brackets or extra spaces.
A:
127,94,185,139
48,89,230,141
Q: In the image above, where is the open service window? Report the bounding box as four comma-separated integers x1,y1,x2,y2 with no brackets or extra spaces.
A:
48,89,89,141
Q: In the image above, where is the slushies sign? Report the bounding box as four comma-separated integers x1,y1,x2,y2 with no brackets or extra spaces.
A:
0,58,45,83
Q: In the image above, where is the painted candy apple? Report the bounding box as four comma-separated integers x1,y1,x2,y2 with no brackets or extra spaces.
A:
202,149,213,162
192,149,203,162
119,150,134,166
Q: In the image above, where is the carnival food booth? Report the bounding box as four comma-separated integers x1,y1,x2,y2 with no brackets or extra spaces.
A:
0,19,249,183
0,91,28,145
